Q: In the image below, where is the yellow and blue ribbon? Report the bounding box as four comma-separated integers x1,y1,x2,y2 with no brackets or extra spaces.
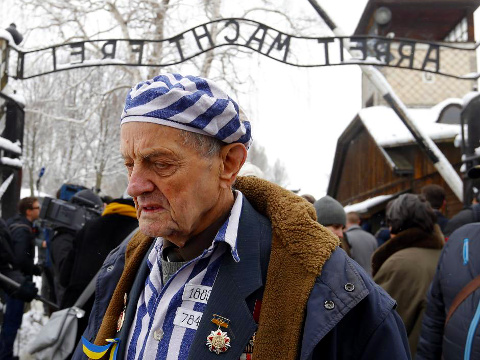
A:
82,337,120,360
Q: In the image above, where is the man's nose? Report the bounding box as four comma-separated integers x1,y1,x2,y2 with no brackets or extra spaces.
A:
127,166,155,197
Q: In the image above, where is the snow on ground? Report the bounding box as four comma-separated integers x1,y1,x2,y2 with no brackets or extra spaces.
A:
14,300,48,360
3,274,50,359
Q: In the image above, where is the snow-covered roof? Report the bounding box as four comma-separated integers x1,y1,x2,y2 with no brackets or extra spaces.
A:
358,105,461,148
344,194,395,214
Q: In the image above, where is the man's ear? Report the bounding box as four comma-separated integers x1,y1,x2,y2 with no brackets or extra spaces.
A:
219,143,247,188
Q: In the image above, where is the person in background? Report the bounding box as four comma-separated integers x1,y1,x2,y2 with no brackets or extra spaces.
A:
421,184,449,233
443,165,480,237
375,222,391,247
372,194,444,357
313,195,351,257
50,189,103,305
301,194,316,204
73,73,409,360
415,222,480,360
375,200,395,247
345,212,378,276
59,196,138,357
237,161,265,178
0,218,38,302
416,166,480,360
0,197,42,360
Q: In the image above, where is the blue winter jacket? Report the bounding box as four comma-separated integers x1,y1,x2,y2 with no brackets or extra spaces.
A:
73,197,410,359
416,223,480,360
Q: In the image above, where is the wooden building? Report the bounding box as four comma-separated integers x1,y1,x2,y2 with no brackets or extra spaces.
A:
327,0,480,228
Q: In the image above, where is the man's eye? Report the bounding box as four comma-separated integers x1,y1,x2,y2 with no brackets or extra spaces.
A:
155,163,170,169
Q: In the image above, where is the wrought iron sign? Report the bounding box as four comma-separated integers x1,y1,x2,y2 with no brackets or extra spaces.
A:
6,18,479,80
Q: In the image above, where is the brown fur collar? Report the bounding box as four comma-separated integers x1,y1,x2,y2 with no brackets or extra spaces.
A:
235,177,339,359
94,176,339,359
371,226,444,277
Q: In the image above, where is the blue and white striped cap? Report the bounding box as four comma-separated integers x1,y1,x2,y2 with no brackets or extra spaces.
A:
121,73,252,149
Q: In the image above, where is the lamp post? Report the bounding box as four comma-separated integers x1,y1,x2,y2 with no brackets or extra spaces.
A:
5,23,23,45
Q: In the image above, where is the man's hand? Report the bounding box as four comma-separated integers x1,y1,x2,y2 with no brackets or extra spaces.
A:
13,280,38,302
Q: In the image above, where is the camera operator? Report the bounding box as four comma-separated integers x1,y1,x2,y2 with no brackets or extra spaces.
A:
49,189,103,305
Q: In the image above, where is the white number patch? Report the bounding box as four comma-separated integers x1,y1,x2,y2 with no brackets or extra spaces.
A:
182,284,212,304
173,307,203,330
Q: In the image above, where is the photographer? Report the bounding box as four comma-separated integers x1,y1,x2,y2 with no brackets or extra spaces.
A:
0,198,41,360
49,189,103,305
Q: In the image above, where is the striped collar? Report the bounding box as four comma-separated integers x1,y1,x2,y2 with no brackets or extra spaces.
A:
212,189,243,262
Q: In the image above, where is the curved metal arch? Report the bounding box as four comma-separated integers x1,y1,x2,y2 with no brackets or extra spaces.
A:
6,18,478,80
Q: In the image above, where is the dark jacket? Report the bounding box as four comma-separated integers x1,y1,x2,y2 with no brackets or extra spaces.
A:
443,204,480,237
50,227,76,279
7,214,37,276
61,199,138,309
433,210,449,233
73,196,410,360
0,218,26,294
50,227,76,305
416,223,480,360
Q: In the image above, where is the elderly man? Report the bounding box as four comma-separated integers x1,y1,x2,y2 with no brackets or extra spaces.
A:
74,74,409,360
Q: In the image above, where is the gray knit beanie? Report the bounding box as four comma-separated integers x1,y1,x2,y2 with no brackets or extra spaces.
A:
313,195,346,226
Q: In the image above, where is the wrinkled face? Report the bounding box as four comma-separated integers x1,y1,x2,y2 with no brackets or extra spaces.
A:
121,122,224,244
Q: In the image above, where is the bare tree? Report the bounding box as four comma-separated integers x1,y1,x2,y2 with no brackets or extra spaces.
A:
247,142,270,174
11,0,319,195
270,159,289,187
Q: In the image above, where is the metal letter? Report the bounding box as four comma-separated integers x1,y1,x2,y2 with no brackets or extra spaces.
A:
224,20,239,44
52,46,56,71
169,35,185,61
317,38,335,65
102,40,117,59
422,44,440,73
129,40,145,64
246,24,268,52
339,38,344,62
192,24,214,51
349,37,367,60
70,42,85,64
265,33,291,62
396,41,415,69
374,39,391,65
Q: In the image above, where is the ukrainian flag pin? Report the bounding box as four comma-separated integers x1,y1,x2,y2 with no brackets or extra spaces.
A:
82,337,120,360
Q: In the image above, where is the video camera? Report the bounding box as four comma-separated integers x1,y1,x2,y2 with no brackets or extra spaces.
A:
39,196,102,232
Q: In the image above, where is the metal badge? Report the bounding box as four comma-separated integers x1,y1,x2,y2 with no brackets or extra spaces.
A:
153,328,164,341
206,314,231,354
117,293,127,332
